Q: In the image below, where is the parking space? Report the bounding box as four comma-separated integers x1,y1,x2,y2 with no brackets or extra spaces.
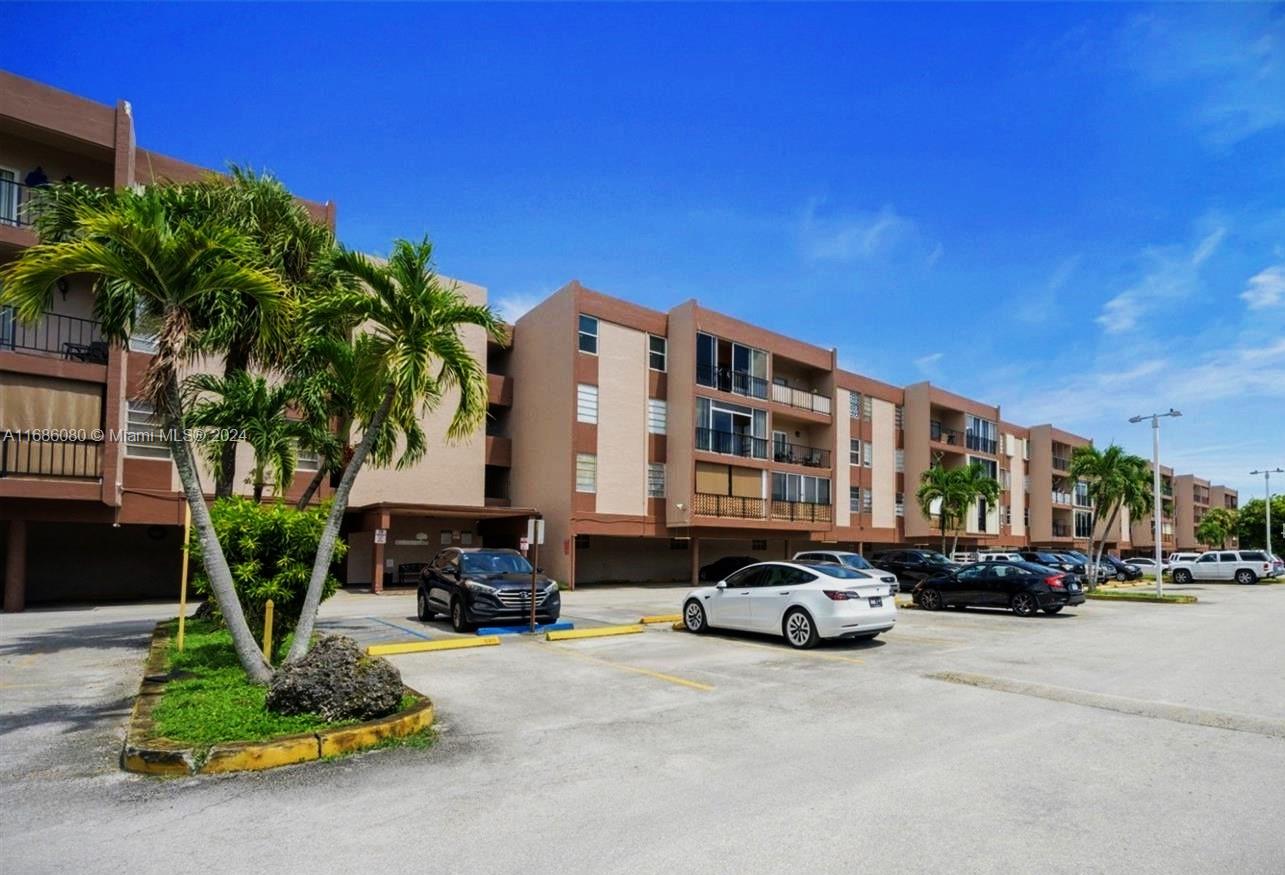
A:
2,585,1284,872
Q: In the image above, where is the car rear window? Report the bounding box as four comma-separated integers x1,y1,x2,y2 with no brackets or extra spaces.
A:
811,565,868,579
1241,551,1268,561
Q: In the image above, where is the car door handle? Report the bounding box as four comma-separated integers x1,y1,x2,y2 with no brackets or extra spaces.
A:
778,591,790,595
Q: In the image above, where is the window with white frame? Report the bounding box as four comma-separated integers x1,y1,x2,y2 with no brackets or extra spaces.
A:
863,441,872,467
125,401,170,459
129,301,160,353
647,463,666,498
849,393,861,419
862,395,873,420
895,448,904,473
297,447,321,472
772,472,831,504
863,488,873,512
647,398,667,434
648,336,667,371
578,314,598,354
895,405,904,429
895,492,905,516
575,453,597,493
577,384,599,424
850,438,861,466
850,486,861,512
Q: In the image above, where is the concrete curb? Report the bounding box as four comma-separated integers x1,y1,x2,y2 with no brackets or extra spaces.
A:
367,636,500,656
1084,592,1197,604
546,624,645,641
639,614,682,625
122,622,435,776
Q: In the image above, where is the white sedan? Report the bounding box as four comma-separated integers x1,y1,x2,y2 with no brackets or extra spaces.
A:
1128,557,1169,578
682,561,896,649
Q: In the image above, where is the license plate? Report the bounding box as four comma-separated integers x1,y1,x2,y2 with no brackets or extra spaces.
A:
868,596,883,607
1069,583,1080,592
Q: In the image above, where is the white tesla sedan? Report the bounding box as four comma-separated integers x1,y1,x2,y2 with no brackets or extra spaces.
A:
682,561,897,649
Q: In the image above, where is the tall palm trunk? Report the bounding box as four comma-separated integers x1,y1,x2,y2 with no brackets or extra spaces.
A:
215,344,251,498
295,415,350,511
162,374,272,683
1089,502,1121,592
287,385,396,662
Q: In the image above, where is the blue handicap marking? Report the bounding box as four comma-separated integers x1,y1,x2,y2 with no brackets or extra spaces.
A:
475,622,575,636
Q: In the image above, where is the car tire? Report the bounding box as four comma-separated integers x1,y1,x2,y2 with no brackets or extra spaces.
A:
683,599,709,633
1115,571,1126,582
1235,569,1257,585
417,591,436,622
919,589,944,611
1172,569,1193,584
450,598,471,633
782,608,819,649
1011,592,1039,617
1042,606,1064,615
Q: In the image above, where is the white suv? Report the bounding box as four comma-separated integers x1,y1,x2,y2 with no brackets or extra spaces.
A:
792,550,901,593
1170,550,1275,585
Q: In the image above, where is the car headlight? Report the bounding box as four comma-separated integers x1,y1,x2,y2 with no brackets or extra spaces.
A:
1126,565,1139,573
464,579,499,596
544,580,559,593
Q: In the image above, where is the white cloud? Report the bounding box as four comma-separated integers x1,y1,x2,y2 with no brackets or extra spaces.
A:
492,292,543,324
1191,227,1227,265
1096,225,1226,333
800,201,919,263
913,352,944,378
1240,265,1285,310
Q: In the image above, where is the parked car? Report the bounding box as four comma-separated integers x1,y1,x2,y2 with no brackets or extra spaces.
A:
977,552,1023,563
417,547,561,631
870,549,961,582
698,555,758,583
792,550,901,593
1168,552,1202,565
1127,557,1169,578
1099,554,1143,581
1271,554,1284,578
682,561,896,648
951,551,978,564
1056,550,1114,580
1169,550,1275,585
912,560,1085,616
1017,550,1078,574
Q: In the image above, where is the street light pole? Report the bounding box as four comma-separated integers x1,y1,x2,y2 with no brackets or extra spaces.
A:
1130,409,1181,598
1249,468,1284,558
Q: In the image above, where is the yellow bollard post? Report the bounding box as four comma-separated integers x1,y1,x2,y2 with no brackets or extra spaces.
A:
177,502,192,651
262,599,275,664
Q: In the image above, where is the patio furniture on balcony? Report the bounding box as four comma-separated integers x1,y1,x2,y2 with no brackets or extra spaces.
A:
1,307,105,361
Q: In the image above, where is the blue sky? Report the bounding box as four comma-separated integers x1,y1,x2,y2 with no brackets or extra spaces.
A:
8,3,1284,498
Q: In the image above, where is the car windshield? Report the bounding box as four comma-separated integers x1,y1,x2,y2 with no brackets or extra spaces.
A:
461,552,533,575
840,555,873,569
923,552,952,564
1033,553,1063,564
812,565,869,579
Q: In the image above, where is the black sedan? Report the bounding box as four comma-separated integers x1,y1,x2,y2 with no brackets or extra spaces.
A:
418,547,561,632
912,560,1085,616
1099,554,1143,581
699,555,758,582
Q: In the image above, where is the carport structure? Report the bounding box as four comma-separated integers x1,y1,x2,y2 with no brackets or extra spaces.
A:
342,502,540,593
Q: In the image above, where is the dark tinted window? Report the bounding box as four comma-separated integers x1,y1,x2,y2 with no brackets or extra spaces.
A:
1241,551,1268,561
1219,552,1238,562
462,551,532,575
840,554,874,570
760,566,818,586
811,564,867,580
1197,554,1218,563
724,566,763,587
957,566,985,579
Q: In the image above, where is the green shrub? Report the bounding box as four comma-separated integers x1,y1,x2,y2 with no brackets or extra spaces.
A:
191,497,347,640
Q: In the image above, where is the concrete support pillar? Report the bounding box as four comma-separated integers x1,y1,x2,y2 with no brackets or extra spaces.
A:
690,537,700,587
783,538,791,559
369,511,390,594
5,520,27,613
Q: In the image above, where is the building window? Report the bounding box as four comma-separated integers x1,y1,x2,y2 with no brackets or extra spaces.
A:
850,486,861,512
863,488,873,512
849,393,861,419
578,314,598,354
895,492,905,517
1023,475,1031,493
125,401,170,459
895,405,904,429
863,395,873,420
751,538,767,550
575,534,591,549
863,441,872,467
576,384,599,424
1075,511,1093,539
895,448,904,473
647,398,667,434
647,463,666,498
648,335,667,371
576,453,597,493
850,438,861,466
774,472,831,504
297,448,321,472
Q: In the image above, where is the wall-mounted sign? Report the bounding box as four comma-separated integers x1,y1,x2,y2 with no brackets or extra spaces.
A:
374,528,387,545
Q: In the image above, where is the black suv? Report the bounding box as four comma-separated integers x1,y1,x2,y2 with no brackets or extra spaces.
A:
418,548,561,632
869,549,960,583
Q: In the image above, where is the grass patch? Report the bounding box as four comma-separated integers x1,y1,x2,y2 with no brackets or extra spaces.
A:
152,619,355,748
1084,590,1196,604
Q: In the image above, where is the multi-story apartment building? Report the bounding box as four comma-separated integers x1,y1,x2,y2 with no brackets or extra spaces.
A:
1173,473,1210,552
1209,485,1240,549
1128,462,1176,554
1025,425,1095,552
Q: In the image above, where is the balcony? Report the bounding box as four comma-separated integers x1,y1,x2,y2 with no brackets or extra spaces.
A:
1051,522,1072,538
1073,491,1092,508
695,427,768,460
1,307,106,362
770,500,832,523
966,432,997,454
484,435,511,467
1051,490,1072,506
1052,455,1071,472
930,421,963,447
696,364,769,401
769,382,831,415
693,492,765,519
0,178,40,229
772,439,830,468
0,434,102,480
486,373,512,407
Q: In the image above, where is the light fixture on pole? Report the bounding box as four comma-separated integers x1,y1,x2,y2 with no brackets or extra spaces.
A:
1248,467,1283,559
1129,409,1181,597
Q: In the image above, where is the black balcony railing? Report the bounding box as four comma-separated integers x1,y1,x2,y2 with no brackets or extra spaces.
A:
772,440,831,468
930,421,963,446
1052,456,1071,471
696,364,770,400
966,432,998,454
1,306,107,362
770,500,833,523
0,434,102,480
695,427,768,460
692,493,766,519
1052,522,1072,538
0,178,40,228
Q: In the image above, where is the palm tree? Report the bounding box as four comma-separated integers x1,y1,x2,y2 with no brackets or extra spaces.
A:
287,334,362,510
955,461,1001,556
184,371,324,501
917,461,965,554
1069,444,1153,588
1196,507,1236,550
0,186,286,682
285,238,505,661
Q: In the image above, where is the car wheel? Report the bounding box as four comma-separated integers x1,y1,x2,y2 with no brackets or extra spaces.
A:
1011,592,1039,617
782,608,819,649
1234,569,1257,585
683,599,708,633
1042,606,1064,615
417,591,435,622
919,589,944,611
450,598,471,633
1172,569,1193,584
1115,571,1126,582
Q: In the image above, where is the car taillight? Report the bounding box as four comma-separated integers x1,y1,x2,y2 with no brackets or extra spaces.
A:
822,590,854,600
1044,575,1065,589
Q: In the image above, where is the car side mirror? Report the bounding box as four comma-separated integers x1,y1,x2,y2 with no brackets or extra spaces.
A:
716,581,727,589
536,567,544,574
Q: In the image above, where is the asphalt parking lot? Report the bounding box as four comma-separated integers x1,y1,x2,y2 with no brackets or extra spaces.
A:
2,582,1283,873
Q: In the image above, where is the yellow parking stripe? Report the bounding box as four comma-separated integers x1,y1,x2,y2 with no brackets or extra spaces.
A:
639,614,682,625
550,646,714,691
367,636,500,656
545,624,645,641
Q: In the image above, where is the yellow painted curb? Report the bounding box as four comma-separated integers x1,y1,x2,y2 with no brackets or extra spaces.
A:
546,624,645,641
639,614,682,625
318,701,435,757
201,733,320,774
671,621,687,632
367,636,500,656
